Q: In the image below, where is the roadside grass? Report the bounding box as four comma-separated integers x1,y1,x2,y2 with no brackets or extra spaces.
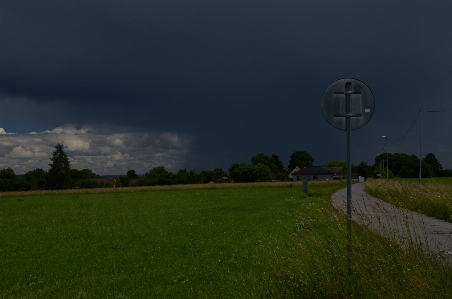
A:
365,178,452,222
1,182,451,298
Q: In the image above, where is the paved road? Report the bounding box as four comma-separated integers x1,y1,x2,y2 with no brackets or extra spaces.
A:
331,183,452,263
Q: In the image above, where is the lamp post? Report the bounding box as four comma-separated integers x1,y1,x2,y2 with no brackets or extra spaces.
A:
382,136,388,181
378,150,384,178
419,110,422,183
376,154,382,178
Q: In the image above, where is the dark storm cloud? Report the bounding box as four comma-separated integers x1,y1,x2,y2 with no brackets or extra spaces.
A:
1,1,451,173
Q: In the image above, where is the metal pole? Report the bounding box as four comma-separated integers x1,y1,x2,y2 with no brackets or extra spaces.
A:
345,82,352,276
378,154,382,177
379,156,381,177
382,136,388,181
419,109,422,183
386,152,389,181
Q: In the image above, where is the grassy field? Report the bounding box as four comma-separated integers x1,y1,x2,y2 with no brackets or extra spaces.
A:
1,181,451,298
365,178,452,222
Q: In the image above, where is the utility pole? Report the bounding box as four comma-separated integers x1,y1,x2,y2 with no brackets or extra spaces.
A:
419,110,422,183
382,136,388,181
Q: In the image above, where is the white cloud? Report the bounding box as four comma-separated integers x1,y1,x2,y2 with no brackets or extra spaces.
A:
64,139,90,152
0,125,192,175
7,146,47,158
0,128,15,135
107,134,126,147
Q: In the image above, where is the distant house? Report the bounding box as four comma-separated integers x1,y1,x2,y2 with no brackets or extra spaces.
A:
321,167,344,178
291,166,333,181
215,177,230,184
89,177,117,187
288,166,301,179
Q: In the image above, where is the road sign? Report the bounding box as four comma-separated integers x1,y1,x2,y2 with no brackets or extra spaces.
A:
321,78,375,131
321,78,375,276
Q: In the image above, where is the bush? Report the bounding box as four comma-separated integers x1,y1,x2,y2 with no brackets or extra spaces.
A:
230,163,273,183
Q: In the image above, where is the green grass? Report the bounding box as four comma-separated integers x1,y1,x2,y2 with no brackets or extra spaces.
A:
365,178,452,222
1,182,451,298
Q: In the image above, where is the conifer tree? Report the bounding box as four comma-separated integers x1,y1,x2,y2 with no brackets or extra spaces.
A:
48,143,72,189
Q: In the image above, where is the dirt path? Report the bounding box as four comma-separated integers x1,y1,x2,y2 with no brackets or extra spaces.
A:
331,183,452,263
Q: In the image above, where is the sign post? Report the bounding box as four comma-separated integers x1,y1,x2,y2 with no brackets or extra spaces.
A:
321,78,375,275
302,176,308,194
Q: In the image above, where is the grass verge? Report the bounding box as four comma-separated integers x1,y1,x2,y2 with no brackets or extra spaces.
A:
365,178,452,222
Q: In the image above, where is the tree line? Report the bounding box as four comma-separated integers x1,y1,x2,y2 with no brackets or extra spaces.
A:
353,152,451,179
0,145,316,191
0,144,450,192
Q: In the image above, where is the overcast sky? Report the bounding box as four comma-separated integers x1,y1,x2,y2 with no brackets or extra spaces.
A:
1,1,451,175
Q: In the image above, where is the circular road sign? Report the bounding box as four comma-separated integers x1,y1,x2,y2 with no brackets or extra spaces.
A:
321,78,375,131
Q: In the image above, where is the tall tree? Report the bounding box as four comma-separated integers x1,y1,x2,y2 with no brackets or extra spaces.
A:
0,167,16,180
271,153,285,174
139,166,174,186
213,168,228,180
48,143,72,189
229,163,273,183
229,163,247,178
352,161,373,178
288,151,314,172
251,153,278,174
0,167,18,192
423,153,443,177
127,169,139,180
174,168,199,185
23,168,49,190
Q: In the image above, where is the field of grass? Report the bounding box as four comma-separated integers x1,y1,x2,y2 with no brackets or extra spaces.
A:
1,181,451,298
365,178,452,222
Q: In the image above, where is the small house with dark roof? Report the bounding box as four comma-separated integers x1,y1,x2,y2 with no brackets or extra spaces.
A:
321,167,344,178
291,166,333,181
288,166,301,179
215,177,230,183
89,177,117,187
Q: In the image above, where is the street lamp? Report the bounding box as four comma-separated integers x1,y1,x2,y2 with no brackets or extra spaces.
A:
419,110,422,183
382,136,388,181
376,154,382,178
